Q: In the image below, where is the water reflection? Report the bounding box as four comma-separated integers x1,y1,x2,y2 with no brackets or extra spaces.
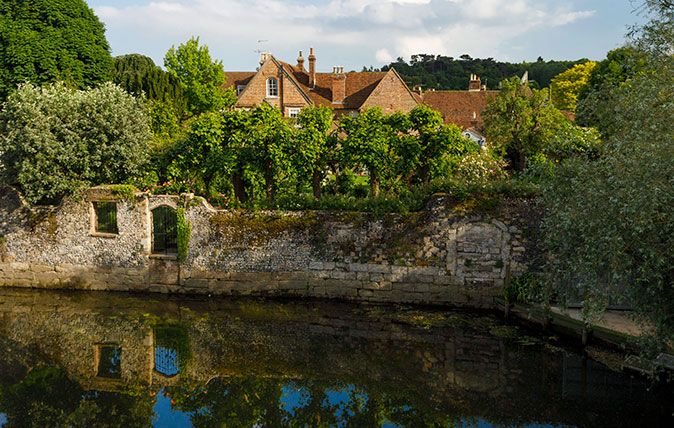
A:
0,288,671,427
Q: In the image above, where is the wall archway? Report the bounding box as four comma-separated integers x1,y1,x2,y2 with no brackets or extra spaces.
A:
151,205,178,255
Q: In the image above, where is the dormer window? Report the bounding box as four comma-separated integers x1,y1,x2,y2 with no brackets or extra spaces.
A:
266,77,278,98
236,85,246,95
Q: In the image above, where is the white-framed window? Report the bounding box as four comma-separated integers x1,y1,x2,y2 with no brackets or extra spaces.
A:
236,85,246,95
266,77,278,98
288,107,301,118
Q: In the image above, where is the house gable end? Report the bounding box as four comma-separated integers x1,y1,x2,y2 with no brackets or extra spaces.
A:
360,69,418,113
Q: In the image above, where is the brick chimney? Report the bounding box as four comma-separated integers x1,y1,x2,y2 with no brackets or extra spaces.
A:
308,47,316,87
259,52,272,67
296,50,305,70
331,66,346,104
468,74,481,91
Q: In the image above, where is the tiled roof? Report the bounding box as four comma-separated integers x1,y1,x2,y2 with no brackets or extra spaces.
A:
227,62,389,110
224,72,256,89
284,62,388,110
421,90,498,130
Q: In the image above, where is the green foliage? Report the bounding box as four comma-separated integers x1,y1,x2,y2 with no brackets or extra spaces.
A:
249,103,295,200
504,273,544,305
0,82,151,204
576,47,648,132
164,37,236,116
483,77,569,171
165,112,227,195
381,54,586,90
0,366,153,427
543,15,674,343
176,206,192,264
294,105,335,198
550,61,597,112
0,0,113,100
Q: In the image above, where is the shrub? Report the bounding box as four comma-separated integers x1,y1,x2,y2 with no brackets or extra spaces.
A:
0,83,151,204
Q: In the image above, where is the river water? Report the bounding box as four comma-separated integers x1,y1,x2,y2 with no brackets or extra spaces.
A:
0,288,671,427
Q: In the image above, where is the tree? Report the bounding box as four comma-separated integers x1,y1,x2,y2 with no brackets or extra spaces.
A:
408,105,470,183
483,77,566,171
0,83,151,204
550,61,597,112
341,108,395,197
248,103,293,200
112,54,186,117
0,0,113,100
165,112,226,195
164,37,236,116
294,106,334,199
575,47,648,133
543,1,674,345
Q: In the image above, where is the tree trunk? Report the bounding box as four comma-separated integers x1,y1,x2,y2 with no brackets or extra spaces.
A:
369,168,380,198
517,151,527,172
418,164,430,184
265,160,275,201
312,169,322,199
232,169,248,203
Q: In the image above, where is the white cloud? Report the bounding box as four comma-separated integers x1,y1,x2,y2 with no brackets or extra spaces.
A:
92,0,597,69
375,48,394,62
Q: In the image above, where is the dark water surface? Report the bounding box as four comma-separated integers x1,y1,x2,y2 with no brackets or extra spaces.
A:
0,288,671,427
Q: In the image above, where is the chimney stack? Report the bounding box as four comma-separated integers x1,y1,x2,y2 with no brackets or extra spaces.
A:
332,66,346,104
468,74,481,91
468,74,482,91
259,52,272,67
308,47,317,87
296,51,305,70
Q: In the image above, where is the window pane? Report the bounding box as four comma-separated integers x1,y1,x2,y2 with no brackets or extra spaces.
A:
94,202,118,234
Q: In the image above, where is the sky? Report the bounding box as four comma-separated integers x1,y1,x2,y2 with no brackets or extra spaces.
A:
88,0,649,72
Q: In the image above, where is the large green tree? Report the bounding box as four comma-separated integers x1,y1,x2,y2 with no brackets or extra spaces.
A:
341,107,396,197
543,0,674,344
0,0,113,100
483,77,566,171
575,47,648,133
408,104,469,183
164,37,235,116
294,106,334,199
112,54,186,116
0,83,151,204
248,103,293,201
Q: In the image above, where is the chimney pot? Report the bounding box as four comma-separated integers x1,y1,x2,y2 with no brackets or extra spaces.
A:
468,74,481,91
308,47,317,87
297,50,305,70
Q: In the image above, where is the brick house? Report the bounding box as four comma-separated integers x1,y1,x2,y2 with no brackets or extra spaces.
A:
224,48,419,118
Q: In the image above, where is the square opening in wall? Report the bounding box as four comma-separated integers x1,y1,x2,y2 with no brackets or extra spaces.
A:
96,345,122,379
94,201,118,234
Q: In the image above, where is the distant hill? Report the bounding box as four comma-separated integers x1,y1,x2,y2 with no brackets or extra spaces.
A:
372,54,588,90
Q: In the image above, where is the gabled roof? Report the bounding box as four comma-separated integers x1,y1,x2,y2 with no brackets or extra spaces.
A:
421,90,498,130
224,72,256,89
225,58,397,111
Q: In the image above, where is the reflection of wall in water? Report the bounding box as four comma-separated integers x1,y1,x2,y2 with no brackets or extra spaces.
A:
0,290,654,412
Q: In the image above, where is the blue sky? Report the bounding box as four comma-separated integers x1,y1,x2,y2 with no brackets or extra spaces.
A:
88,0,648,71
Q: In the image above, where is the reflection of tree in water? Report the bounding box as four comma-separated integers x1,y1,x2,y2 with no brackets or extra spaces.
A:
0,367,154,428
163,377,472,427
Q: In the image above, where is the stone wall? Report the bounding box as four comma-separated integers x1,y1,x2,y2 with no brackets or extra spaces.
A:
0,187,535,307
